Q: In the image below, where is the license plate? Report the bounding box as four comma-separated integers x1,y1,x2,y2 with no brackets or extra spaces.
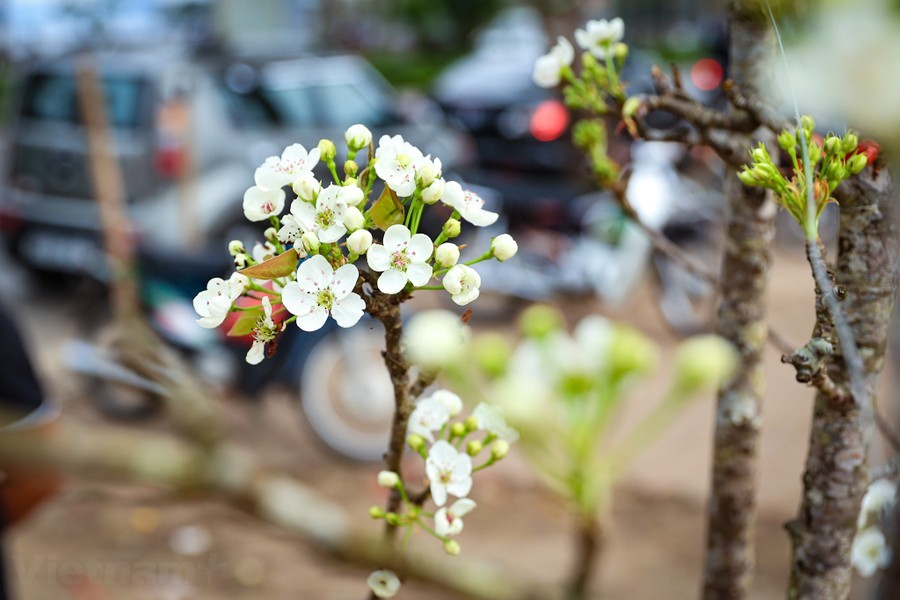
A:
19,230,105,274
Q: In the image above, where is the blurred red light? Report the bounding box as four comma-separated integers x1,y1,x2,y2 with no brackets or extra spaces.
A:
530,100,569,142
690,58,724,92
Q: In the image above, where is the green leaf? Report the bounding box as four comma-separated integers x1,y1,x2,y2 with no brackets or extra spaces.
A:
227,307,263,337
239,248,299,280
369,186,405,231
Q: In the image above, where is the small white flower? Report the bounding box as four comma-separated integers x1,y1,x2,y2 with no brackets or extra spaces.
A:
347,229,373,255
366,224,434,294
533,36,575,88
490,234,518,261
426,440,473,507
255,143,320,190
403,309,468,370
343,206,365,231
473,403,519,442
435,243,460,268
367,570,400,599
193,272,248,329
442,264,481,306
414,155,442,188
441,181,499,226
422,178,445,204
251,241,277,263
285,185,352,243
852,527,892,577
574,18,625,59
243,186,286,222
859,479,897,527
246,296,279,365
281,255,365,331
434,498,476,537
345,124,373,151
376,470,400,489
407,397,450,443
374,134,424,197
292,174,321,202
431,390,463,417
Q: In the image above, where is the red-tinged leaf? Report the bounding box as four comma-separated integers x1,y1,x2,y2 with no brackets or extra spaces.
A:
227,307,263,337
239,248,299,280
370,185,405,231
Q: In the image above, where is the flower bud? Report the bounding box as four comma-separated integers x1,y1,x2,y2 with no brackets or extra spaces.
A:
415,160,438,188
234,253,248,269
318,139,336,162
450,422,467,438
842,132,859,154
777,131,795,153
369,505,385,519
737,169,759,187
407,434,426,452
347,229,373,255
377,470,400,489
826,162,846,183
613,42,628,61
807,141,822,165
472,332,512,378
228,240,246,256
301,232,320,254
263,227,278,243
519,304,564,338
750,145,768,164
422,179,445,204
385,512,400,526
435,243,460,268
490,234,518,261
442,218,461,239
344,176,358,188
490,439,510,460
609,325,658,377
673,334,739,393
443,539,461,556
292,174,321,202
464,416,479,432
344,160,359,177
344,124,372,152
800,115,815,133
824,136,841,155
404,310,467,370
343,206,365,231
848,153,868,174
466,440,483,456
622,96,642,119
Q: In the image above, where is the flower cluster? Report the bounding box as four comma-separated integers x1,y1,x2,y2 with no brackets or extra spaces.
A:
737,116,868,239
852,478,896,577
193,126,518,364
368,389,516,556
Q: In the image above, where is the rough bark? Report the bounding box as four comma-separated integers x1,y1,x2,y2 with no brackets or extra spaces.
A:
787,168,896,599
701,4,776,599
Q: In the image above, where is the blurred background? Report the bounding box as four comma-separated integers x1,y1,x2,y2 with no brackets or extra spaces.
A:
0,0,897,598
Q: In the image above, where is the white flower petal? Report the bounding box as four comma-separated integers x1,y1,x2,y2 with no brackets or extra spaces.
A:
378,269,408,294
296,255,334,293
296,305,329,331
407,234,434,262
406,262,433,288
383,224,411,252
246,340,266,365
331,264,360,299
366,244,391,272
330,293,365,328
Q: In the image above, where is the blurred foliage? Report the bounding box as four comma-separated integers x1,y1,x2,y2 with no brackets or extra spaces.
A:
381,0,505,52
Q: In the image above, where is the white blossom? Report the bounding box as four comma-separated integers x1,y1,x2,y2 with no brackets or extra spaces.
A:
347,229,373,255
435,243,460,268
414,155,442,188
246,296,278,365
374,134,424,197
490,234,518,261
574,18,625,59
426,440,473,507
376,470,400,489
292,174,321,202
407,397,450,443
442,264,481,306
345,124,373,151
366,224,434,294
852,527,892,577
255,143,320,190
422,178,445,204
441,181,498,226
473,403,519,443
343,206,365,231
434,498,476,537
284,185,352,243
193,272,248,329
366,570,400,599
243,186,285,222
859,479,897,528
533,36,574,88
281,255,365,331
431,390,463,418
403,309,467,370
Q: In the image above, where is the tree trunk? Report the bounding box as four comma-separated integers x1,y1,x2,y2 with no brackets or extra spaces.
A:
787,168,896,598
701,3,776,599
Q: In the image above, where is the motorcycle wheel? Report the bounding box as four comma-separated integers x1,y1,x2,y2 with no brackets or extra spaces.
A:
299,325,396,462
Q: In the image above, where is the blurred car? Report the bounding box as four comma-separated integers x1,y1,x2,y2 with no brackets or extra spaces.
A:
0,50,469,276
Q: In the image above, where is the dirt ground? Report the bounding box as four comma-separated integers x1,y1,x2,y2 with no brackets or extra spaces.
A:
4,246,894,599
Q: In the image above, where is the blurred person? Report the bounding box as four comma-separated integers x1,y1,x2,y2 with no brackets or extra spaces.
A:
0,302,61,600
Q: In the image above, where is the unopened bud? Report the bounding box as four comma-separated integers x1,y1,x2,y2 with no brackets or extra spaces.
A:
450,422,467,438
472,333,512,378
344,160,359,177
622,96,642,119
292,175,321,202
824,136,841,155
466,440,483,456
737,169,759,187
442,218,461,239
777,130,795,153
519,304,564,338
435,243,460,268
318,139,336,162
842,132,859,154
807,141,822,165
228,240,246,256
848,153,868,175
674,334,739,393
613,42,628,61
377,470,400,489
490,439,510,460
443,539,461,556
344,124,372,152
263,227,278,243
751,146,768,163
234,254,248,269
490,234,518,261
464,416,479,432
343,206,365,231
422,179,445,204
301,232,320,254
407,434,426,452
369,505,385,519
800,115,815,133
347,229,373,254
385,512,400,526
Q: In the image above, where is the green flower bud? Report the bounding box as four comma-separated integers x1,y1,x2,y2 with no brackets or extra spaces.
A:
301,232,320,254
673,334,739,393
466,440,483,456
751,145,768,164
824,136,841,156
450,422,467,438
490,439,510,460
848,153,868,174
344,160,359,176
807,141,822,165
519,304,564,339
344,176,358,188
622,96,642,119
613,42,628,62
464,416,479,432
800,115,815,133
369,505,385,519
777,131,795,153
582,52,598,69
442,218,461,239
407,434,426,452
737,168,759,187
318,139,336,162
472,332,513,377
385,512,400,526
842,132,859,154
443,539,461,556
228,240,245,256
826,162,846,183
609,325,658,378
